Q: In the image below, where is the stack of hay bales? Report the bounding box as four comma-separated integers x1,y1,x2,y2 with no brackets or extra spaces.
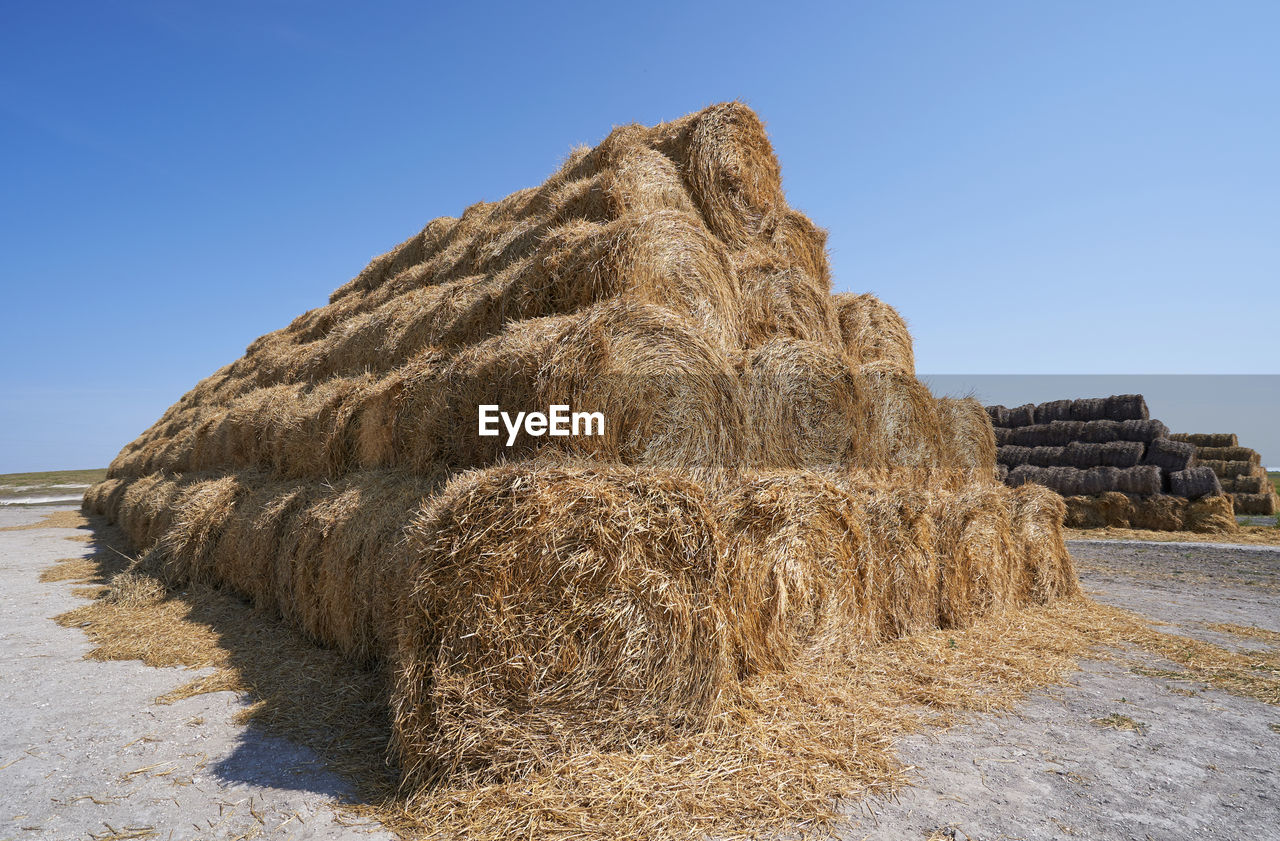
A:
986,395,1235,532
84,103,1078,790
1169,433,1278,516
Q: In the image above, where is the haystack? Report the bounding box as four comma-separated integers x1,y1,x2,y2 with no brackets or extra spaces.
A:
1170,433,1277,515
87,103,1080,791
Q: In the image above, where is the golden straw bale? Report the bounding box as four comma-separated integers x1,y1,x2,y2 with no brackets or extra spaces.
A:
931,485,1018,628
1129,494,1186,531
716,472,863,675
855,362,943,476
768,208,831,290
135,475,244,588
740,338,862,469
537,302,747,471
650,102,785,246
1184,495,1239,533
734,245,841,349
1009,483,1078,601
936,396,998,481
267,375,375,479
832,293,915,374
393,462,731,788
117,472,182,551
856,487,940,640
212,476,315,616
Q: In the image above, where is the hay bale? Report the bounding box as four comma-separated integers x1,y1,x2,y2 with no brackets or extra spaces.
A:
133,475,245,588
1234,491,1279,516
860,488,940,639
931,485,1018,628
1079,466,1122,496
1100,440,1144,468
1104,394,1149,421
1029,446,1066,467
1069,397,1107,422
997,446,1032,468
1079,419,1122,444
1142,437,1196,473
1195,446,1261,464
1184,495,1238,533
1009,483,1078,601
1199,458,1256,479
1221,473,1269,494
1005,403,1036,428
985,404,1006,426
995,463,1009,483
1129,495,1186,531
832,293,915,373
1062,441,1103,469
1119,418,1170,443
993,426,1013,445
854,362,943,475
735,246,840,350
1117,465,1163,496
936,397,998,480
1063,491,1135,530
1168,466,1222,500
393,463,731,787
741,339,862,470
717,473,862,674
1168,432,1237,448
1035,399,1073,424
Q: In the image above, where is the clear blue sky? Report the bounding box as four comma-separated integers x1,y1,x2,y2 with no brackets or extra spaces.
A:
2,1,1277,472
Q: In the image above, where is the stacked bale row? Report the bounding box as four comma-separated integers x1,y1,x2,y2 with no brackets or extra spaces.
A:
1169,433,1278,516
986,395,1234,532
84,103,1077,788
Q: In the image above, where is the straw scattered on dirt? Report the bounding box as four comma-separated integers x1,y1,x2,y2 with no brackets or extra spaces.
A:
1066,525,1280,545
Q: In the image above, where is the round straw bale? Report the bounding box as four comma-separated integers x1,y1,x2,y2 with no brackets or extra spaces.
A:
393,463,731,787
651,102,784,245
937,397,998,480
998,446,1032,468
1168,466,1222,500
1069,397,1107,422
1198,458,1256,479
832,293,915,374
1005,464,1043,488
1169,432,1237,448
1078,466,1121,496
1117,465,1163,496
716,472,864,674
1035,399,1072,424
1184,495,1238,533
134,475,245,588
1062,441,1102,469
1005,403,1036,428
994,426,1013,445
849,488,939,640
83,477,127,518
931,485,1018,628
211,476,315,617
1222,473,1268,494
1080,419,1122,444
734,245,840,349
1028,446,1066,467
597,143,698,219
117,472,182,551
985,404,1005,425
1009,483,1079,601
1142,437,1196,473
854,362,943,476
768,208,831,290
996,463,1009,483
538,301,747,471
1104,394,1149,421
1119,418,1170,443
740,338,862,469
1062,491,1135,530
1100,440,1144,468
1129,495,1186,531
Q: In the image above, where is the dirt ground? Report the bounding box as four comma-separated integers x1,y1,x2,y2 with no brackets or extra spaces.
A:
3,505,1279,840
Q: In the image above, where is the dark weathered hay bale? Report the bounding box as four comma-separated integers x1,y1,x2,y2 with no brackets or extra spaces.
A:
1195,446,1261,464
997,446,1032,468
1185,495,1238,533
1117,465,1163,496
1234,491,1279,516
1039,466,1083,496
1169,466,1222,500
1199,458,1256,479
1222,473,1269,494
985,404,1006,426
1118,418,1169,443
1005,403,1036,428
1009,483,1078,600
832,293,915,374
1035,399,1073,424
996,463,1009,483
1004,464,1043,488
993,426,1013,446
1142,437,1196,473
393,463,731,787
1029,446,1066,467
741,338,862,470
1129,495,1185,531
1046,420,1086,446
1100,440,1144,468
1078,466,1122,496
1062,441,1103,469
1079,419,1122,444
1069,397,1107,422
1104,394,1148,421
1169,432,1237,448
1004,422,1081,447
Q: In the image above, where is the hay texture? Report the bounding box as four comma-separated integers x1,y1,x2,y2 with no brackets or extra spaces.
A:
84,102,1083,800
1169,434,1277,516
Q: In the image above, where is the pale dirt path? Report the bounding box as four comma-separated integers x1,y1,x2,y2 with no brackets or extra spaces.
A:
842,540,1280,841
0,505,395,841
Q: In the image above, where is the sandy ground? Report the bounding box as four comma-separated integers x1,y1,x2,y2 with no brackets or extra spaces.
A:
0,505,395,841
3,505,1279,840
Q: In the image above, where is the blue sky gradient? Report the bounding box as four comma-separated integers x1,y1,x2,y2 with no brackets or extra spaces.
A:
2,1,1277,471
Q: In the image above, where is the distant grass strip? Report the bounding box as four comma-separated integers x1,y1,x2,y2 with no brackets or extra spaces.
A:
0,468,107,488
